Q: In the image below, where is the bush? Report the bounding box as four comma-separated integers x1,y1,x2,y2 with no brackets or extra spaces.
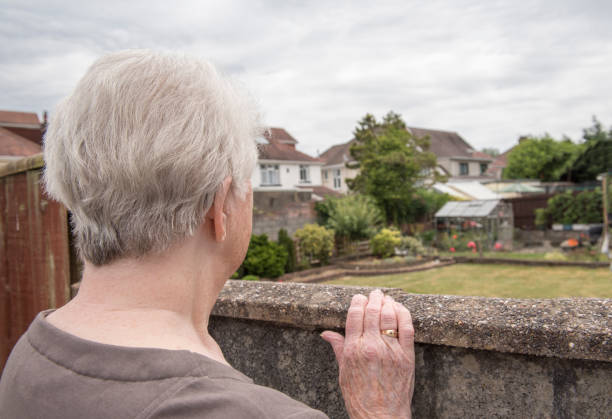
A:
370,228,401,258
242,274,260,281
536,188,609,227
242,234,288,279
325,195,383,242
277,229,297,273
399,236,426,256
294,224,335,265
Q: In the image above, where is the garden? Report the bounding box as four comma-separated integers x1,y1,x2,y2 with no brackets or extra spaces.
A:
232,114,611,298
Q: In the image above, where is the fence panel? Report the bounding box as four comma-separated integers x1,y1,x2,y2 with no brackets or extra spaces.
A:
0,155,70,370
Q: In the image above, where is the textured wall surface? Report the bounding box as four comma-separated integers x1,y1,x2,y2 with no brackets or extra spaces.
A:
252,190,317,238
210,281,612,419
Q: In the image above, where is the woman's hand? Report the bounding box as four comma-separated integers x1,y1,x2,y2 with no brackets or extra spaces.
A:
321,290,415,419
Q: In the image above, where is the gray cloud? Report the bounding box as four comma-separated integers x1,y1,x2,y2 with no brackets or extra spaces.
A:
1,0,611,155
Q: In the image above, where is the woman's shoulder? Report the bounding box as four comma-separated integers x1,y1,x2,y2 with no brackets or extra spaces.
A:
147,375,329,419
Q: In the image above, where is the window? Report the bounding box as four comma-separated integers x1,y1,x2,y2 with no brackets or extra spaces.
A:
260,164,280,186
323,170,328,180
480,163,488,175
299,165,310,183
333,169,342,189
459,162,469,176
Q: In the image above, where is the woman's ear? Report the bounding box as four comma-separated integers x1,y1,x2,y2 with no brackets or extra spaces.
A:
207,176,233,242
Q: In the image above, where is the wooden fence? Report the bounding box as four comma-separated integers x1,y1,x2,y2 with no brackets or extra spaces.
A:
0,154,71,370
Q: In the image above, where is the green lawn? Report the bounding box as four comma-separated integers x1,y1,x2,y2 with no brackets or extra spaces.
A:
324,264,612,299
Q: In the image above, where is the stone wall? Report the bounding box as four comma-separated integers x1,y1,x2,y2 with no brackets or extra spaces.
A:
515,228,583,247
210,280,612,418
252,190,317,238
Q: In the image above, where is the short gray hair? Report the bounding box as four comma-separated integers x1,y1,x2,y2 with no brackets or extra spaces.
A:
43,50,262,265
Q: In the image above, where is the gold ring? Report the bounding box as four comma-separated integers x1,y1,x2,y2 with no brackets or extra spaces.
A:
381,329,398,338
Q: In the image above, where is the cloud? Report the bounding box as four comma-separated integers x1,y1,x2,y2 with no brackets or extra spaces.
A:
1,0,611,155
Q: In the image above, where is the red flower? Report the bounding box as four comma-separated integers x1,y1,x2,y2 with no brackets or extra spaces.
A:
450,247,455,252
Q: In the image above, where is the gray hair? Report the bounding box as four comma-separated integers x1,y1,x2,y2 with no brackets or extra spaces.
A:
43,50,262,265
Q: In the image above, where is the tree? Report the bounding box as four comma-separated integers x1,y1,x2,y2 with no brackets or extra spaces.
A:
324,194,383,243
561,117,612,182
503,135,579,181
347,112,444,224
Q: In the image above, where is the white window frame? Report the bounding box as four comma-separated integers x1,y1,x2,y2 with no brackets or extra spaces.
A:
299,164,311,184
333,169,342,189
260,164,280,186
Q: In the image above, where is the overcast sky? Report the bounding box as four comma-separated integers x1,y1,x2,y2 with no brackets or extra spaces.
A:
2,0,611,155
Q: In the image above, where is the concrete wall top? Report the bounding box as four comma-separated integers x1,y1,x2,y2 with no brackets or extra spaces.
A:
213,280,612,363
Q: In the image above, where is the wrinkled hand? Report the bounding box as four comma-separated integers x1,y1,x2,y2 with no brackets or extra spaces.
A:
321,290,415,419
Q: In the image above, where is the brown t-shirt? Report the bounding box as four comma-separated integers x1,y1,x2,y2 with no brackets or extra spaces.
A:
0,311,329,419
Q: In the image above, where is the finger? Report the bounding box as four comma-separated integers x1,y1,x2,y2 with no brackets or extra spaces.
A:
320,331,345,365
364,289,384,337
394,301,415,351
380,295,398,333
345,294,367,345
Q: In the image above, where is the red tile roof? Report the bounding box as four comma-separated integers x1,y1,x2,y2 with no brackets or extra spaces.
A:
258,142,321,162
264,127,298,144
0,110,40,126
0,127,42,156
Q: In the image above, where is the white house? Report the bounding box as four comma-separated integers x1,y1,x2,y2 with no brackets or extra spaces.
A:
252,127,338,199
319,139,360,193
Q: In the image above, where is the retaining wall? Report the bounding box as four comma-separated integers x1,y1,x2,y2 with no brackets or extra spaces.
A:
210,280,612,418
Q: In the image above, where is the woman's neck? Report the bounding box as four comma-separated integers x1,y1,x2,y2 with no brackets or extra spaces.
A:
46,238,230,364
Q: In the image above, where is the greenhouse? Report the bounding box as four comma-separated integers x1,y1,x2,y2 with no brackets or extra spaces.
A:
435,199,514,250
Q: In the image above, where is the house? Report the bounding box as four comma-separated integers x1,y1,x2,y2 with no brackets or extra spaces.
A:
0,110,45,146
319,139,359,193
252,127,335,197
250,127,339,237
407,127,493,181
0,111,44,167
319,126,494,195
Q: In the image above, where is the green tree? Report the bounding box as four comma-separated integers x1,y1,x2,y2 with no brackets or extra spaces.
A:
242,234,288,279
277,229,297,273
503,135,579,181
561,117,612,182
294,224,335,265
324,194,383,242
347,112,444,224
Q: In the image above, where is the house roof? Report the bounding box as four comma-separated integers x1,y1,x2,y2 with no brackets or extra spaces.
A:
258,142,321,162
0,110,40,127
264,127,298,144
320,139,356,166
408,126,491,161
0,127,42,156
435,199,501,218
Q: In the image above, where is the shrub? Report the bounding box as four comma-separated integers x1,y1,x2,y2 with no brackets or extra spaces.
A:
399,236,426,256
325,195,383,242
294,224,335,265
277,229,297,273
242,274,260,281
370,228,401,258
536,188,609,227
242,234,288,279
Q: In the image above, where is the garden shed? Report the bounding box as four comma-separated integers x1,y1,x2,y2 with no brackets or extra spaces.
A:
435,199,514,250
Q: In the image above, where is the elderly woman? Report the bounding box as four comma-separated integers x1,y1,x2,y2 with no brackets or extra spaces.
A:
0,50,415,418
